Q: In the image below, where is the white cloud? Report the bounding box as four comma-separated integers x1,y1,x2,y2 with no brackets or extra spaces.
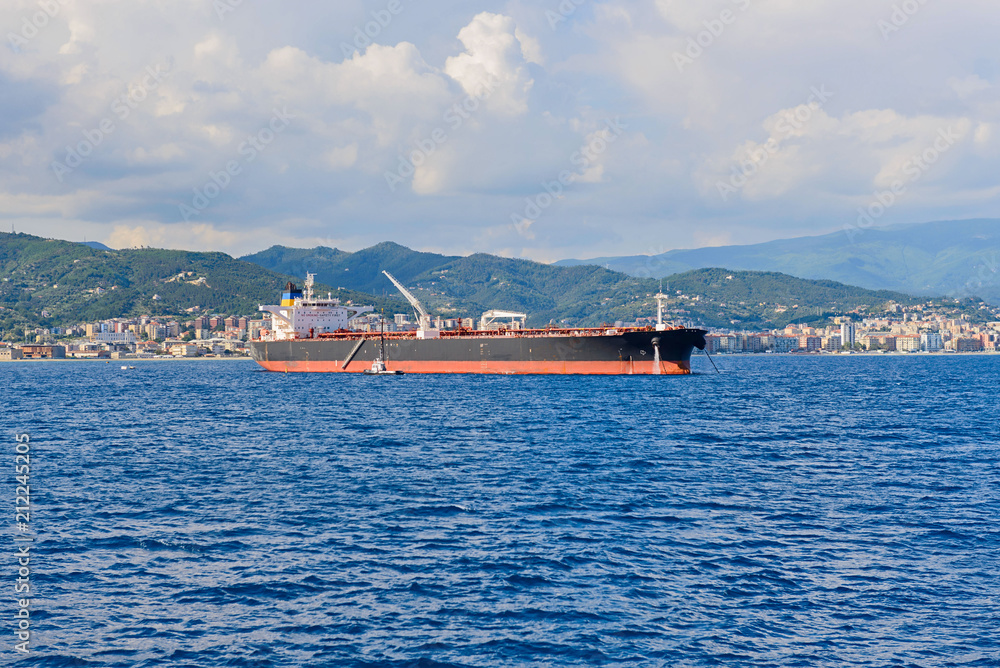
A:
129,143,185,164
0,0,997,260
57,18,95,56
257,42,451,146
445,13,534,116
698,102,978,210
106,222,240,251
950,74,991,99
324,144,359,170
514,28,543,65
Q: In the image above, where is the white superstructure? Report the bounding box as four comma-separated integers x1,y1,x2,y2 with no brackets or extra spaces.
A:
258,274,373,341
480,310,526,331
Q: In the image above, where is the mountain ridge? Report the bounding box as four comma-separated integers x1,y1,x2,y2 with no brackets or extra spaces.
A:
1,231,990,341
554,218,1000,303
241,241,979,328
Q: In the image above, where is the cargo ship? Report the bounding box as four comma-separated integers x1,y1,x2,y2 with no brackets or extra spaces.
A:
249,273,707,375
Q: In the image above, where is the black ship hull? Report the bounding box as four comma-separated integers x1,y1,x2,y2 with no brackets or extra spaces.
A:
249,328,707,375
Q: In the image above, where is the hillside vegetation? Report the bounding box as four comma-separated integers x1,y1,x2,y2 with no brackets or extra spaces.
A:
0,233,407,339
241,242,460,295
658,268,944,327
244,241,977,328
3,233,986,341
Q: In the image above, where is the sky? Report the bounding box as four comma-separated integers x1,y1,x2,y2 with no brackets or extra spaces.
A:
1,0,998,262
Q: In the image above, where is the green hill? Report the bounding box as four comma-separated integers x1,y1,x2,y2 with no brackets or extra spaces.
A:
245,243,674,325
240,242,461,295
2,233,988,340
0,233,407,340
656,268,947,328
243,241,984,328
405,253,675,326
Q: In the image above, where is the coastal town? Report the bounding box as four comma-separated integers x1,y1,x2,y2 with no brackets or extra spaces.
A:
702,308,999,354
0,314,263,360
0,311,477,360
1,299,999,360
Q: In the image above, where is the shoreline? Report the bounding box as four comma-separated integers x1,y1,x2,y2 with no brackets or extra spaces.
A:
0,356,254,363
706,350,1000,356
4,351,1000,364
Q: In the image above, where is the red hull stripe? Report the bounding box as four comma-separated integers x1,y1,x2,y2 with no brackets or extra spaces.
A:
254,359,691,375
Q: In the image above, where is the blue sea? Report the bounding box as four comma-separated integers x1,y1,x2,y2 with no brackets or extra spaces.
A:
4,355,999,667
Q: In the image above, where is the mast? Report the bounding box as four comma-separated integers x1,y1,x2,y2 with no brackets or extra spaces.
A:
654,289,669,331
380,311,387,362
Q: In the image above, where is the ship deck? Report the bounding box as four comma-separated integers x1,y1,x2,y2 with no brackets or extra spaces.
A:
286,326,702,342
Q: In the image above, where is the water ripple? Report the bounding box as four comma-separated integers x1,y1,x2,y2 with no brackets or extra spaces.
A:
3,355,999,666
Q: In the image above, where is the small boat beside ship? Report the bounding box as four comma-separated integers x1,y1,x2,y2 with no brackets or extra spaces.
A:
363,358,404,376
363,313,404,376
249,273,707,375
